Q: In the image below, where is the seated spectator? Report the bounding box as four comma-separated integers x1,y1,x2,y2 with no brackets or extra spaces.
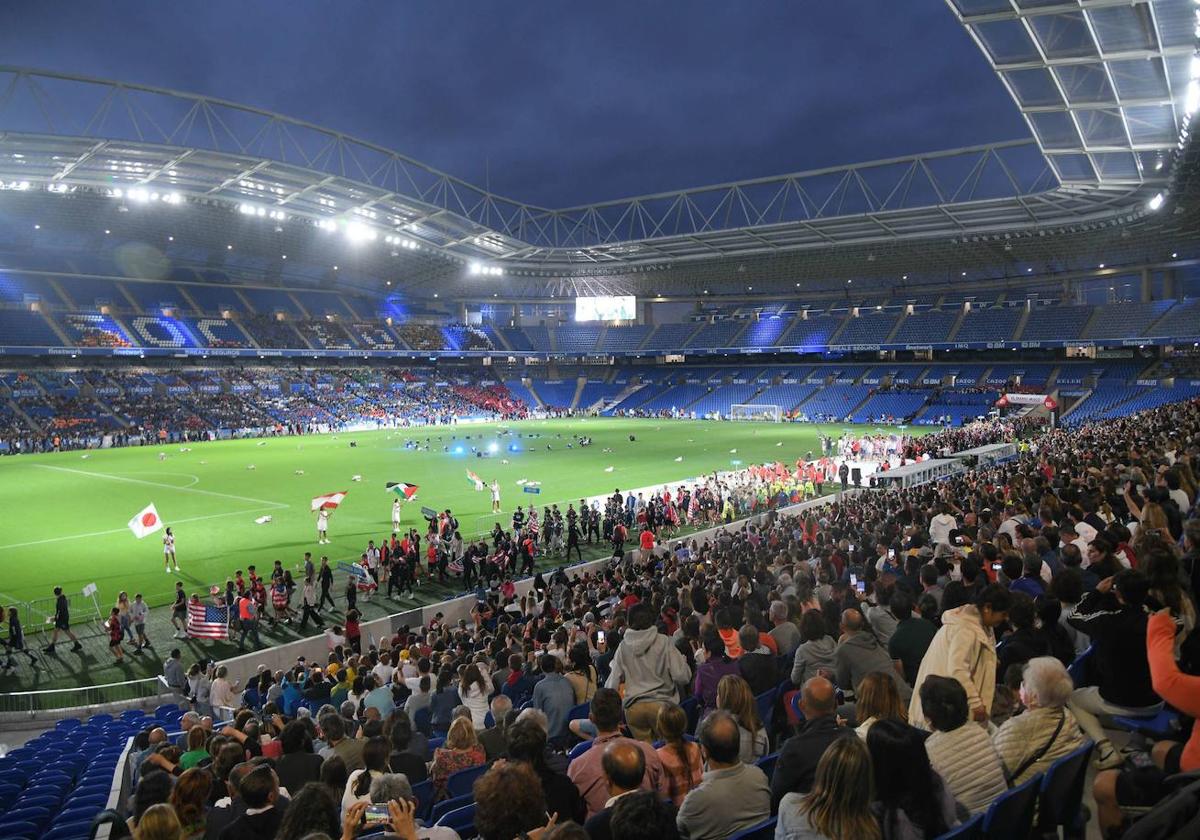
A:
1093,607,1200,836
129,769,173,834
909,584,1011,730
852,671,908,740
834,609,911,704
478,694,513,760
473,762,553,840
179,726,210,770
584,740,648,840
769,600,801,658
1065,569,1161,769
777,736,881,840
219,763,285,840
715,674,768,764
275,719,323,795
274,782,339,840
610,790,681,840
693,632,739,715
170,767,211,839
364,773,461,839
507,718,585,826
566,642,599,704
342,735,391,817
320,711,365,772
771,676,851,810
136,803,184,840
791,611,836,686
655,702,703,807
429,716,486,801
430,668,462,731
992,657,1086,786
867,718,962,840
387,711,428,783
567,687,667,820
737,623,778,696
919,676,1007,815
676,710,770,840
886,590,936,686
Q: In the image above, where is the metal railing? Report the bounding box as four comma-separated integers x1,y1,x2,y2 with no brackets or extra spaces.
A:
0,675,168,717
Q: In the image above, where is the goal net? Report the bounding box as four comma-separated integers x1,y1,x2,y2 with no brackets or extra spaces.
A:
729,404,782,422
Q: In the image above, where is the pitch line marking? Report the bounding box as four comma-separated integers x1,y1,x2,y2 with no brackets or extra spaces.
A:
30,464,290,509
0,508,278,550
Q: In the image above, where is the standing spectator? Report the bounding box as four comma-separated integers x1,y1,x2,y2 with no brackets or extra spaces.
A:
531,654,576,742
791,611,836,686
387,712,429,784
43,585,82,654
776,736,881,840
458,663,491,729
886,590,936,685
170,767,211,838
605,602,691,742
655,702,703,808
675,710,770,840
319,712,365,772
131,592,151,653
429,717,486,801
909,584,1011,730
867,718,962,839
920,676,1007,814
3,606,37,671
106,607,125,660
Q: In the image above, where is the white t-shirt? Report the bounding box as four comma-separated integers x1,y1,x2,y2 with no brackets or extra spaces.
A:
372,663,394,685
163,533,174,554
317,511,329,529
491,483,500,502
929,514,957,546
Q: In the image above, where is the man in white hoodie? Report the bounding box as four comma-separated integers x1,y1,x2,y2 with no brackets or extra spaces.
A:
605,602,691,741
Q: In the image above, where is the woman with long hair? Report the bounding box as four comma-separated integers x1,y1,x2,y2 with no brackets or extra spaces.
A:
169,767,211,839
133,802,183,840
867,718,961,839
777,736,881,840
340,735,390,817
458,662,490,728
693,631,739,714
716,674,768,764
791,609,836,686
565,641,597,704
275,781,340,840
654,702,702,807
430,716,486,801
854,671,908,740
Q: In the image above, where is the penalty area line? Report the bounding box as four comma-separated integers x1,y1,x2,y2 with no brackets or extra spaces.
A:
31,463,291,509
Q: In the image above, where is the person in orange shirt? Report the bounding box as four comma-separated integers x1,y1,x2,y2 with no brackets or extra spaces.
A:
1093,608,1199,834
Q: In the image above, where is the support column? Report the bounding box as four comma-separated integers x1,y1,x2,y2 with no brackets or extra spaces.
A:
1141,268,1152,302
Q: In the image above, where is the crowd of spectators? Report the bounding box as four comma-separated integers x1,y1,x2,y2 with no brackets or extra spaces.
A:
112,393,1200,839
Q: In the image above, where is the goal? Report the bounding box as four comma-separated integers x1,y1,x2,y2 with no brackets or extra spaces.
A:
729,404,782,422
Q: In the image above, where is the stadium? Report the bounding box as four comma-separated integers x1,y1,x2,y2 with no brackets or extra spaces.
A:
0,1,1198,838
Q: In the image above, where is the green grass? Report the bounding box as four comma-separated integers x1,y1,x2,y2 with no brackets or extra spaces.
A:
0,418,925,698
0,418,923,609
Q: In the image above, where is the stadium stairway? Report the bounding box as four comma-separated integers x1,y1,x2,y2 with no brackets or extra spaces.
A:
943,307,969,342
1010,306,1032,341
883,312,906,343
570,377,586,410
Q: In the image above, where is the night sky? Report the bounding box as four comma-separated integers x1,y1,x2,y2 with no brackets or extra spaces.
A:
0,1,1029,208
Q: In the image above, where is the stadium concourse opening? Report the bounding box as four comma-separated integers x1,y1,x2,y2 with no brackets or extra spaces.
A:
1,0,1199,837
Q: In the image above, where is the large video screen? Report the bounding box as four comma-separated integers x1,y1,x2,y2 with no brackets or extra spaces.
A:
575,295,636,322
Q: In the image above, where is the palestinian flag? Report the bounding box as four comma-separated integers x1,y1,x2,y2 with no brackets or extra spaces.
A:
387,481,419,500
311,491,348,511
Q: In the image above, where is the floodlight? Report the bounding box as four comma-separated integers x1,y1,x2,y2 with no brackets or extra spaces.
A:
469,262,483,275
345,221,376,243
1186,80,1200,115
1148,192,1165,211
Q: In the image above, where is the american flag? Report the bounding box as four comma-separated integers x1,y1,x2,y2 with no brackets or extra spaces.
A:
187,602,229,640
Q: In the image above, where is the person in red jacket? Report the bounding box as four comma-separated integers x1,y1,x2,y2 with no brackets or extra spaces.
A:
1093,608,1199,835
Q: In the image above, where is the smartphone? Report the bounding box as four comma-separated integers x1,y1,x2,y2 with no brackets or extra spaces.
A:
848,544,855,553
850,573,858,587
992,563,1002,572
855,580,866,594
596,630,606,645
363,804,389,825
887,548,895,559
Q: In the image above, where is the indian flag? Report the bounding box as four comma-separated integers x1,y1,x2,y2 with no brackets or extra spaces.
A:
386,482,419,500
466,469,483,487
311,491,348,511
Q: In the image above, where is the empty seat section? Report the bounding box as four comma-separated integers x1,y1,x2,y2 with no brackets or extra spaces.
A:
796,384,871,420
1065,383,1142,424
850,392,929,423
237,287,304,317
953,307,1021,342
119,281,190,313
503,379,540,407
836,313,900,345
1147,299,1200,337
686,321,744,349
637,383,707,412
753,383,819,412
640,323,699,352
1019,305,1092,341
689,384,763,415
498,328,534,351
0,310,65,346
1084,300,1174,339
56,276,127,309
554,325,602,353
290,290,356,319
734,317,788,347
891,310,959,344
523,326,553,351
577,381,626,409
599,325,651,352
0,273,65,306
532,380,577,408
781,316,842,348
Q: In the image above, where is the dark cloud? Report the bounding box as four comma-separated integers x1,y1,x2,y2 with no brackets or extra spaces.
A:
0,0,1028,208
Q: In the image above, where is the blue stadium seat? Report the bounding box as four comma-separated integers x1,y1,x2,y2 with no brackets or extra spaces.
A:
728,817,777,840
410,778,434,821
435,802,477,838
0,820,39,840
932,813,982,840
1036,741,1095,837
981,773,1041,838
569,740,593,761
755,752,779,785
429,793,474,824
1111,709,1179,739
446,763,489,799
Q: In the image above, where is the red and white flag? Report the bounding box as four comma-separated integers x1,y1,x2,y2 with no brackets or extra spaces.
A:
312,491,348,511
128,503,164,539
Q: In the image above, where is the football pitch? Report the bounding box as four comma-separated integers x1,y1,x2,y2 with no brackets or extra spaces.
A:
0,417,921,611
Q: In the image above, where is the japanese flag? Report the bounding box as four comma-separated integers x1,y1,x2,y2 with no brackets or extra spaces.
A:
128,503,163,539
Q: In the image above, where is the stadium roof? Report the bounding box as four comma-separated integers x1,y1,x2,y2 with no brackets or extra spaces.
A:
0,0,1196,287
